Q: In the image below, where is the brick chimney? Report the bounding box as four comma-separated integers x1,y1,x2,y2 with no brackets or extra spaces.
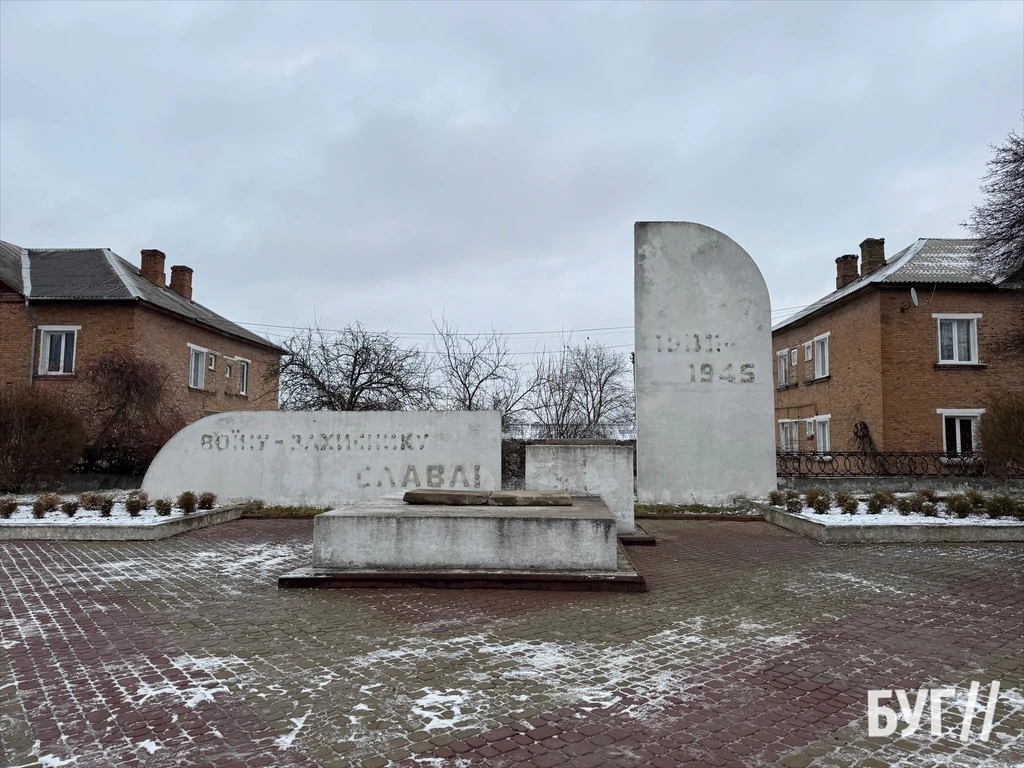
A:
169,265,193,301
860,237,886,276
140,249,166,287
835,254,859,289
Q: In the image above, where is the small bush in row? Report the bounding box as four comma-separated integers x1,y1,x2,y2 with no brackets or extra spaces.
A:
834,491,858,515
125,490,149,517
79,491,110,511
178,491,198,515
154,498,173,516
0,496,17,519
768,490,785,506
198,491,217,510
62,500,80,517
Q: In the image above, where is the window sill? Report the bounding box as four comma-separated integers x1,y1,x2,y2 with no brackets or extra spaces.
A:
935,362,986,369
812,375,831,383
776,384,796,391
36,373,77,379
188,386,211,393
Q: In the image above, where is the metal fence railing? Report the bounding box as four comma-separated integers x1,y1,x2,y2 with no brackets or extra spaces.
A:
776,451,1024,478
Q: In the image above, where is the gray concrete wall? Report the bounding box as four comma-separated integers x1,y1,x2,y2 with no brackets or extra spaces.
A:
313,497,618,571
634,222,776,504
143,411,501,506
525,444,635,532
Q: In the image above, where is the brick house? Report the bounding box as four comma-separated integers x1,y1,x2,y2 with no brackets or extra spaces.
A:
0,240,284,421
772,237,1023,455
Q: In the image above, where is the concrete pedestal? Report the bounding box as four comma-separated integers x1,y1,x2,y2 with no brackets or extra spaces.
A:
279,496,646,592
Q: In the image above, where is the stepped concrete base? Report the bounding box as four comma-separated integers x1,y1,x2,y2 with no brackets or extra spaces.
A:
279,542,645,592
280,495,645,591
311,496,617,572
619,523,657,546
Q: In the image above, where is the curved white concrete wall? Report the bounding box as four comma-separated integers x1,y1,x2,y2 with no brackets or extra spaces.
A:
143,411,501,506
634,222,776,504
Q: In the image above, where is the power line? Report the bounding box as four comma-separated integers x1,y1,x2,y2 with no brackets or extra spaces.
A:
238,307,811,338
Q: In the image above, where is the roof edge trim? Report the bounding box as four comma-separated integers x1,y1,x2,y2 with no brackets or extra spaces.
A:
103,248,140,299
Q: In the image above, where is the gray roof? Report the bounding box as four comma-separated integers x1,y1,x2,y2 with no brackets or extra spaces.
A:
774,238,1003,332
0,239,284,352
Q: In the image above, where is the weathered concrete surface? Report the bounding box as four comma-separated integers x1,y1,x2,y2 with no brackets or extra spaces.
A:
526,443,636,533
279,542,645,592
143,410,501,506
312,496,617,571
762,506,1024,544
634,222,776,504
0,506,243,541
487,490,572,506
403,489,492,505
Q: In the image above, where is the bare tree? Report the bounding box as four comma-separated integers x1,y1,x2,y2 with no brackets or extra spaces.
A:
431,314,536,431
528,340,634,438
75,352,186,474
965,123,1024,279
271,320,435,411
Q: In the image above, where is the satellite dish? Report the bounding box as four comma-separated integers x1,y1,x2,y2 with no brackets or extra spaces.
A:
910,287,919,306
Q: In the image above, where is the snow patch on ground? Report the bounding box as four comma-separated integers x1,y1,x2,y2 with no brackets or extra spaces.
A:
275,710,311,750
136,739,162,755
826,572,907,595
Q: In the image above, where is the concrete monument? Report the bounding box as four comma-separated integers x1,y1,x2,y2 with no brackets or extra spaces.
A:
634,222,775,504
525,442,635,533
143,411,501,506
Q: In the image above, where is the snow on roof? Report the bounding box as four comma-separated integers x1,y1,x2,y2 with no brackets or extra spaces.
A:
773,238,997,332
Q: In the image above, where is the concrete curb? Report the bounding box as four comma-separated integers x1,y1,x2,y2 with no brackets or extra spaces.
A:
753,503,1024,544
0,506,245,541
636,514,764,522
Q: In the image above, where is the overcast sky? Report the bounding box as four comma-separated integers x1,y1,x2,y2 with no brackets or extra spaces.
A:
1,0,1021,356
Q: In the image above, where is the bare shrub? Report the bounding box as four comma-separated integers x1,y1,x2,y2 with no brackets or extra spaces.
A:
767,490,785,506
980,391,1024,476
785,495,804,513
810,490,833,514
154,498,172,516
61,500,80,517
75,353,187,474
125,490,149,517
177,491,198,515
99,497,114,517
917,489,938,502
835,492,858,515
985,495,1018,519
198,491,217,510
0,386,86,492
1,497,19,518
945,494,975,519
965,489,987,510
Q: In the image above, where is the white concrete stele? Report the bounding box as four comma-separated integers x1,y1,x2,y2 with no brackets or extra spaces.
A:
313,496,618,572
525,443,635,533
143,411,501,506
634,221,776,505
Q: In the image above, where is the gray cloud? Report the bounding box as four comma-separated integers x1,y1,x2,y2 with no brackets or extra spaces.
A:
2,0,1021,353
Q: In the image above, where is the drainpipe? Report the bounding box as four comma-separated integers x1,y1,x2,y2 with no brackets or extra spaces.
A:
20,248,37,386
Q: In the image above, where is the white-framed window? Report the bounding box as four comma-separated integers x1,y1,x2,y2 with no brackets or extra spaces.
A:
933,314,980,364
806,419,815,437
188,344,207,390
813,333,830,378
238,358,250,396
937,408,984,455
804,342,813,361
790,348,798,365
778,420,799,452
208,353,217,371
38,326,80,375
815,415,831,454
225,363,233,379
776,350,789,387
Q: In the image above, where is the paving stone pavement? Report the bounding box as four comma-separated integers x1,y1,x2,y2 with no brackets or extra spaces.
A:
1,519,1021,768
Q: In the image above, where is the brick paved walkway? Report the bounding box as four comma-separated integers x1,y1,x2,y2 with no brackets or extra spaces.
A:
1,519,1021,767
